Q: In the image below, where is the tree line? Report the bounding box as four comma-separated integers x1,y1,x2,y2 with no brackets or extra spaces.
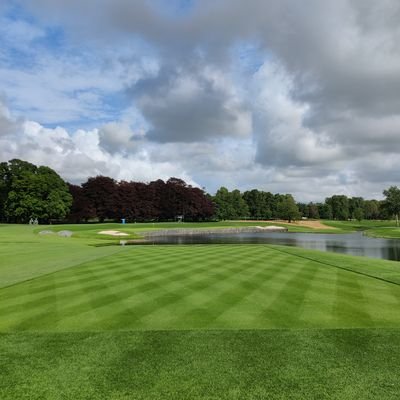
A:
68,176,214,223
1,159,400,224
214,188,398,223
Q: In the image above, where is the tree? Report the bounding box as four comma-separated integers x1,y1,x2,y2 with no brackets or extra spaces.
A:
363,200,380,220
306,202,320,219
326,195,349,220
4,159,72,223
353,208,364,222
0,162,10,221
349,197,364,219
213,187,249,220
318,203,332,219
276,194,301,223
243,190,272,219
214,187,233,220
383,186,400,227
82,176,118,222
67,184,96,223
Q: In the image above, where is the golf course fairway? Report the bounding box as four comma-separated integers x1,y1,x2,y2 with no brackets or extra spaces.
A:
1,224,400,399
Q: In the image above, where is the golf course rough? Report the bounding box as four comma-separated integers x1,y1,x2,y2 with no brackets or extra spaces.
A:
1,223,400,399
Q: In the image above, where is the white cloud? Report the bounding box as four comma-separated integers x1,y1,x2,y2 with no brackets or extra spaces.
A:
1,1,400,202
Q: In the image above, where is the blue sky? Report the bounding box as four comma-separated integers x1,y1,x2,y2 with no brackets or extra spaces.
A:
1,0,400,201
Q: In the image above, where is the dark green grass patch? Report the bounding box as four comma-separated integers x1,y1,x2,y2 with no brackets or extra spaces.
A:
1,329,400,400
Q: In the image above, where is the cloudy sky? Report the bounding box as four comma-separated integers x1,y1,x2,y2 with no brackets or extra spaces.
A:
1,0,400,201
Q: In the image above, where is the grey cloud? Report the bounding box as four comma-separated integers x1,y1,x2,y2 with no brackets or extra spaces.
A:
29,0,400,139
98,122,143,154
133,65,251,143
0,100,21,137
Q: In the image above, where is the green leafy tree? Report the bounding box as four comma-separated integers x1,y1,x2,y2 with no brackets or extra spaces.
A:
214,187,233,220
243,189,271,219
363,200,380,220
383,186,400,227
353,208,364,222
317,203,332,219
4,159,72,223
326,195,349,220
349,197,364,219
306,202,320,219
230,189,249,219
277,194,301,223
0,162,10,221
214,187,249,220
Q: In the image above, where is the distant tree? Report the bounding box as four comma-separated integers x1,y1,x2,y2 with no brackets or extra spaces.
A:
214,187,249,220
363,200,380,220
82,176,118,222
141,180,162,221
306,202,320,219
297,203,307,218
0,162,10,221
326,195,349,220
383,186,400,227
115,181,137,221
184,187,215,221
214,187,233,220
243,190,272,219
231,189,249,219
277,194,301,223
349,197,364,219
163,178,189,220
67,184,96,223
353,208,364,222
318,203,333,219
272,193,296,219
4,160,72,223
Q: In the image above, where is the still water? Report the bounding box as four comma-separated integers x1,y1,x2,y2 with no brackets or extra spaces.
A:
143,232,400,261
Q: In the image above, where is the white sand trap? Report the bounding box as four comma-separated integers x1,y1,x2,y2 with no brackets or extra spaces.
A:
256,226,287,231
98,230,129,236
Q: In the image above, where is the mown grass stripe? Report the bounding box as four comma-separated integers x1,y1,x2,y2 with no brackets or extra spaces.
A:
2,244,400,331
268,245,400,287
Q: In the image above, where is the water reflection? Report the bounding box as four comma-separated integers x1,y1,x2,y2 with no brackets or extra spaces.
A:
142,232,400,261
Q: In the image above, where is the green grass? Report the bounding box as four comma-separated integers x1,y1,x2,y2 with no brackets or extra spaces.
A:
1,224,400,399
0,224,124,288
2,330,400,400
324,219,400,238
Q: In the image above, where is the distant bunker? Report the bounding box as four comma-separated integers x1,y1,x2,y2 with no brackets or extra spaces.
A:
141,226,287,238
98,230,129,236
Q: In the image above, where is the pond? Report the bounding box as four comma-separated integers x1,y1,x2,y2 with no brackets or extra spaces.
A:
140,232,400,261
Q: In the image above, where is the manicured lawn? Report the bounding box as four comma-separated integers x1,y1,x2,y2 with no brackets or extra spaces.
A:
2,330,400,400
1,224,400,399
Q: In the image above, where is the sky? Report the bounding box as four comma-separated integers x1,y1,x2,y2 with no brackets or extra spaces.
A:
1,0,400,201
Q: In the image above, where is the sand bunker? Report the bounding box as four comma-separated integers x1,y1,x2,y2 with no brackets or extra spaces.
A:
276,220,337,230
255,225,287,231
98,230,129,236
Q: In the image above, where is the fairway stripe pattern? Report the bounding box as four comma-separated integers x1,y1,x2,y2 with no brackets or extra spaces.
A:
268,245,400,287
1,245,400,331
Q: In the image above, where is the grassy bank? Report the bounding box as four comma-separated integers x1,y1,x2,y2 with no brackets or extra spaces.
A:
324,219,400,238
1,224,400,398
